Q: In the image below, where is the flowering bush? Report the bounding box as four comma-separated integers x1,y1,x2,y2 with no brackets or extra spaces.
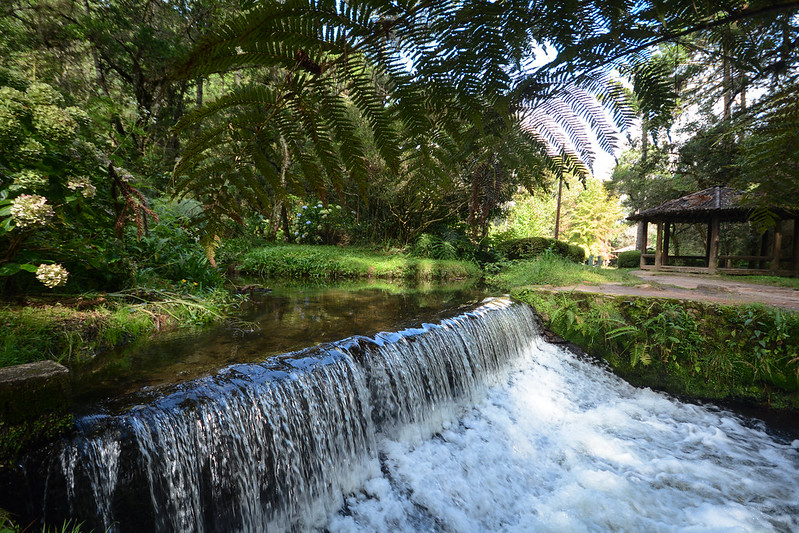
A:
35,263,69,288
0,81,119,292
66,176,97,198
9,194,54,228
292,202,357,245
11,170,48,191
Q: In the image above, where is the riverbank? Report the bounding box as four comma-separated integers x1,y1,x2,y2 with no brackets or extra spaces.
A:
0,246,481,370
513,288,799,410
235,243,481,280
0,288,243,369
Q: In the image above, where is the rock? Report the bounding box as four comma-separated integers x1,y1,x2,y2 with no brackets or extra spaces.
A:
0,361,72,467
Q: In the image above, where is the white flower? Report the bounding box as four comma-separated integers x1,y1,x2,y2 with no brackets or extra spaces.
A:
66,176,96,197
10,194,54,228
36,263,69,288
11,169,48,191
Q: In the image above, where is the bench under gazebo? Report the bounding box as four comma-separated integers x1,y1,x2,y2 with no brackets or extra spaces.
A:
628,186,799,276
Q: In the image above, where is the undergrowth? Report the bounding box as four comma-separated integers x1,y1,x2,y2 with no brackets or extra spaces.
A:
238,244,481,281
0,288,243,368
486,253,638,287
517,290,799,408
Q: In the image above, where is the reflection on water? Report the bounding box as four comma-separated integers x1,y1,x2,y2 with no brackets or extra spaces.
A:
71,281,487,411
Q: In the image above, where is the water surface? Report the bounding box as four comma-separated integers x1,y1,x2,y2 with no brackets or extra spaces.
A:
72,281,487,411
327,337,799,532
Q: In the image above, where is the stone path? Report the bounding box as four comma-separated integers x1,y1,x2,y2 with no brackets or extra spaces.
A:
552,270,799,311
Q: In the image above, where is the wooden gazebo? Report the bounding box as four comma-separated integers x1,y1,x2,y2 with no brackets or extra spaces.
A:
628,186,799,276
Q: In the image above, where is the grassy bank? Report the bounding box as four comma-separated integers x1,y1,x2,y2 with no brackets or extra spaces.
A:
0,288,242,368
485,253,638,287
237,243,481,281
514,289,799,409
0,244,479,370
483,254,799,409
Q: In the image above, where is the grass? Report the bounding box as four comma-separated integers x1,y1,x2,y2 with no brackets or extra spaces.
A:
238,243,481,281
718,274,799,289
0,288,244,368
486,254,640,289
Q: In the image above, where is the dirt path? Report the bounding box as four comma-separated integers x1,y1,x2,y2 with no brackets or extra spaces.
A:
551,270,799,311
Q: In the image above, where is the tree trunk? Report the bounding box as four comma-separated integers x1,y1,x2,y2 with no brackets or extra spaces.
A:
640,118,649,164
722,29,733,121
273,137,291,241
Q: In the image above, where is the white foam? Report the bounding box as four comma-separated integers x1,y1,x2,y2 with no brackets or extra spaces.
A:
326,339,799,532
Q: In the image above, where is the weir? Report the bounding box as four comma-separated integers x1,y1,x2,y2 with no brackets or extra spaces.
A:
16,298,541,532
8,296,799,532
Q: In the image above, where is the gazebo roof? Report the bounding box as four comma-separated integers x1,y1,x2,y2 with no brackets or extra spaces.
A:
627,186,753,222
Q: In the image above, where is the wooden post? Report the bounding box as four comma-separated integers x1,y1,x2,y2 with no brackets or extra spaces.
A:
636,220,646,250
705,222,712,267
639,221,648,268
759,231,769,269
771,220,783,273
663,222,671,267
792,218,799,276
654,222,663,269
708,216,720,273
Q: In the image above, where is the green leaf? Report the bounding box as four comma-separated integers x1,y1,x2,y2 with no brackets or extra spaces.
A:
0,263,37,276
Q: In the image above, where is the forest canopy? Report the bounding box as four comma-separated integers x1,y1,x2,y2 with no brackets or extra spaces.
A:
1,0,797,293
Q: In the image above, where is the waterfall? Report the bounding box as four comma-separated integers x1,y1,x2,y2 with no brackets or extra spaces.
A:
15,296,799,532
26,297,540,532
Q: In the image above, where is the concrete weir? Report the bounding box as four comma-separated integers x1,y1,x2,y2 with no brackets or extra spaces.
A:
0,360,72,466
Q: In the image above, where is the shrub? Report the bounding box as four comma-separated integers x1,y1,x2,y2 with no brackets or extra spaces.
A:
292,202,357,245
496,237,584,263
617,250,642,268
413,233,458,260
567,244,586,263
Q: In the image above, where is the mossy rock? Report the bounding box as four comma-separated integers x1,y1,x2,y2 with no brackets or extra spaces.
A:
0,361,73,467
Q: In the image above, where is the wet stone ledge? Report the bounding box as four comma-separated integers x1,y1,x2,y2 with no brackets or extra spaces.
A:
0,361,72,467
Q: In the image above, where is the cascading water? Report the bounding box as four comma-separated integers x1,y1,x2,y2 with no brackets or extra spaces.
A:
12,298,799,532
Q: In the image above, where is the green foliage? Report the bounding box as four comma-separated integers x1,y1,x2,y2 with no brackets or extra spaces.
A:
486,253,633,288
123,199,224,289
567,245,587,264
293,202,357,245
411,229,487,262
492,192,556,240
0,287,243,368
238,244,480,281
566,179,624,257
518,291,799,407
617,250,641,268
0,81,116,291
0,509,84,533
166,0,632,245
496,237,583,263
413,234,459,261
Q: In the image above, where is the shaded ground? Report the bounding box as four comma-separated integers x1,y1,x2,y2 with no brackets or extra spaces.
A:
552,270,799,311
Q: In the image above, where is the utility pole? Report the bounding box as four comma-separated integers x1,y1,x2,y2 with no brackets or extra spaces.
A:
554,172,564,240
